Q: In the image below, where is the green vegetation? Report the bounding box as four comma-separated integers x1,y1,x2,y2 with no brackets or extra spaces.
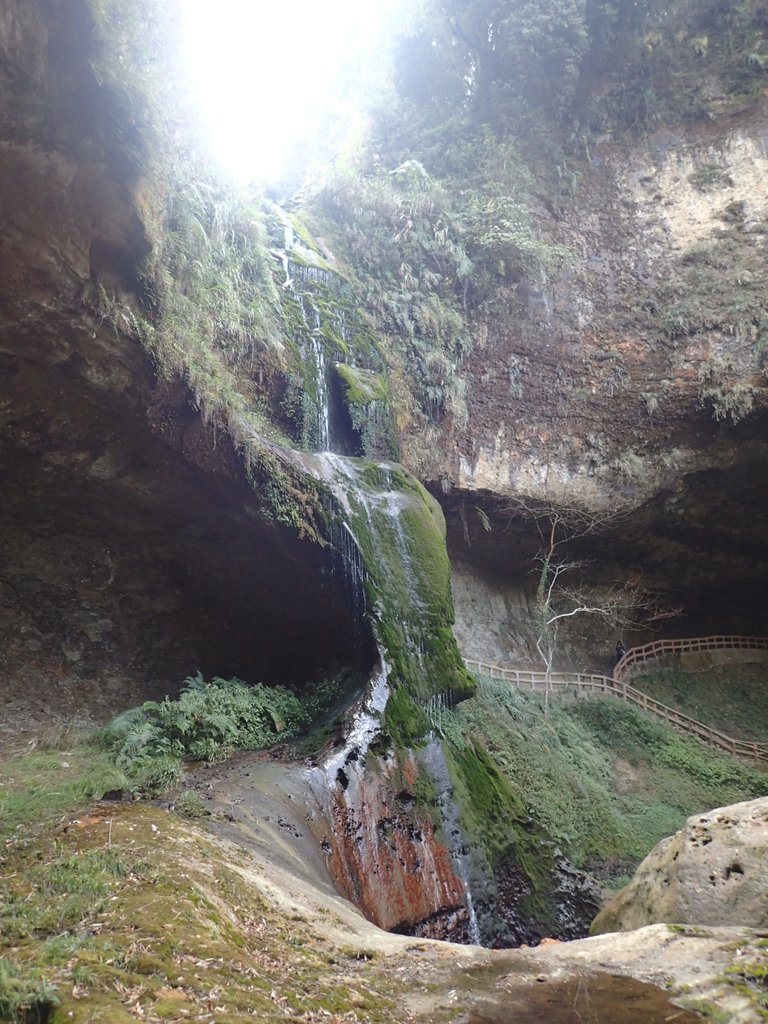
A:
382,687,433,749
688,164,734,193
142,182,282,417
639,232,767,347
86,4,337,537
2,847,140,942
631,664,768,743
98,675,309,794
0,956,59,1024
439,729,578,936
387,0,768,152
723,958,768,1018
631,228,766,423
314,142,563,432
84,3,473,720
334,364,397,459
87,0,186,173
312,0,768,443
264,204,395,456
0,802,401,1024
329,460,474,730
698,353,756,424
442,677,766,883
0,747,126,847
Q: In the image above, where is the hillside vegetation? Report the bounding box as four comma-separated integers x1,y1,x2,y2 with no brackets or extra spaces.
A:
441,677,767,886
631,665,768,743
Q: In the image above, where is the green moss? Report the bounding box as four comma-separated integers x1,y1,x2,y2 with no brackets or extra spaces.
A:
445,739,528,863
0,797,403,1024
443,737,560,931
335,364,388,404
337,461,473,721
383,687,432,748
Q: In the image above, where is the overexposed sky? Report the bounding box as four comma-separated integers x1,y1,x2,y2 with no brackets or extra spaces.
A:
181,0,397,184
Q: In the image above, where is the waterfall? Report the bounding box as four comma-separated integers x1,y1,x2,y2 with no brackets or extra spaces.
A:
319,454,430,665
330,518,367,623
263,209,475,938
279,223,337,454
311,334,331,452
426,691,451,735
308,657,390,795
421,738,482,945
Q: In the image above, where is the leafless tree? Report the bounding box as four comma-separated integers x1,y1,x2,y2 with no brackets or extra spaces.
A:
502,493,679,709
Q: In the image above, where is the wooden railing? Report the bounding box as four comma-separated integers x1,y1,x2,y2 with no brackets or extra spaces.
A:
464,649,768,766
614,635,768,682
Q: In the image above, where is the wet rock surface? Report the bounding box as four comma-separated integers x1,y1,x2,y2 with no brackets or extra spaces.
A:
184,747,469,939
419,737,602,948
593,796,768,934
170,775,768,1022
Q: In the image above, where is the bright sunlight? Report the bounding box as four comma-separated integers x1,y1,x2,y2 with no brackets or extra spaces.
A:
181,0,398,185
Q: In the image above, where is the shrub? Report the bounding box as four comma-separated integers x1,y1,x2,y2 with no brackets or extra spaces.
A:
99,675,308,794
0,958,58,1024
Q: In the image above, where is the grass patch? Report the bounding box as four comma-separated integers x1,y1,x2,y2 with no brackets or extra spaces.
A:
0,747,126,848
631,664,768,743
1,848,142,942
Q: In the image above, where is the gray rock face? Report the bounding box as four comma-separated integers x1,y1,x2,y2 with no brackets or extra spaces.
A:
592,797,768,934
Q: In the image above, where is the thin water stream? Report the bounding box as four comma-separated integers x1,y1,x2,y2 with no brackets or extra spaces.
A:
421,737,482,944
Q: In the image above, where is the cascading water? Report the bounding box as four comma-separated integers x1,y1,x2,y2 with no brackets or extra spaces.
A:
311,335,331,452
278,222,360,457
320,454,431,668
420,737,482,945
265,208,476,939
292,448,472,935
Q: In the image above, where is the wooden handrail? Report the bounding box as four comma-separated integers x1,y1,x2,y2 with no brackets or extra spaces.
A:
614,635,768,682
464,650,768,766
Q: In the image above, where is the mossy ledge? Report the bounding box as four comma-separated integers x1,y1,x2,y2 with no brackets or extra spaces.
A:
0,800,400,1024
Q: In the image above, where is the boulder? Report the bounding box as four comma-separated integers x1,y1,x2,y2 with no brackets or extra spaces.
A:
592,796,768,934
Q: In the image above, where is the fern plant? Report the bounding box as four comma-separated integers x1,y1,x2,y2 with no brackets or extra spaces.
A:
98,676,308,794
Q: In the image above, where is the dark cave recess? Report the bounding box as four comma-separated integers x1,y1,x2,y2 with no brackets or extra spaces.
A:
0,345,376,729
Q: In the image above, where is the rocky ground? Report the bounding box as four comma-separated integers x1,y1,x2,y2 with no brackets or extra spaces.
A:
5,743,765,1023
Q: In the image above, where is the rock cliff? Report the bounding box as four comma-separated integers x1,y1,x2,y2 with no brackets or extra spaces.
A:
433,112,768,659
0,0,476,941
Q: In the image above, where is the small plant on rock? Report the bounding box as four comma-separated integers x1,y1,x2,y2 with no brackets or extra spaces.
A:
698,354,755,424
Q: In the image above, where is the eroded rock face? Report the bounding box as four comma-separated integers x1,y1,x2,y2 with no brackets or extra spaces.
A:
423,113,768,505
419,110,768,633
0,0,376,747
319,756,469,938
592,797,768,934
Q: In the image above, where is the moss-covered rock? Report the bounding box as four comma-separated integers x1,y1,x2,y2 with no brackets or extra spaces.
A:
335,364,388,405
322,456,474,721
